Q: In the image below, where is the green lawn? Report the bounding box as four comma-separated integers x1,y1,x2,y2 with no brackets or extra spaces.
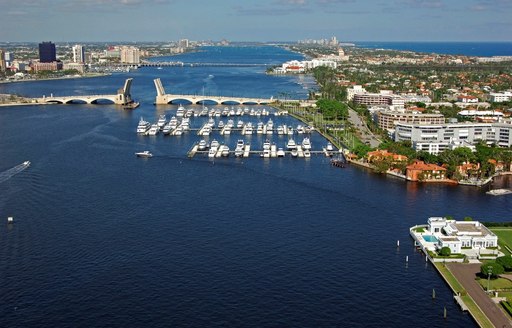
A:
490,228,512,256
476,277,512,290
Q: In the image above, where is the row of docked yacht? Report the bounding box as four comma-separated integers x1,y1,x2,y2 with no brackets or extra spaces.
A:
286,137,311,150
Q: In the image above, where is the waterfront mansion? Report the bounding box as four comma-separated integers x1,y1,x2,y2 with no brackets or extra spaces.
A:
411,217,498,255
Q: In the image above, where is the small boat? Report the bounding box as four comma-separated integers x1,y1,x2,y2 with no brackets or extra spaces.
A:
237,120,244,129
296,125,305,134
486,189,512,196
218,120,225,129
326,142,334,151
291,149,298,157
135,150,153,158
23,161,31,167
304,149,311,158
276,148,285,157
123,101,140,110
263,139,271,151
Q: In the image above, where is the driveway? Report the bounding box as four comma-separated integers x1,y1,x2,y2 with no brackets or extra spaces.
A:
446,263,512,328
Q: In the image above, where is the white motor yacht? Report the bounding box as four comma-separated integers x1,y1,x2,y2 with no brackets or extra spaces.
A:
256,122,264,134
276,148,285,157
287,139,297,150
210,139,220,149
302,137,312,150
291,149,298,157
148,124,159,136
235,140,245,157
304,149,311,158
136,117,151,134
198,139,208,150
237,120,244,129
326,142,334,151
176,105,185,117
162,123,172,135
157,114,167,129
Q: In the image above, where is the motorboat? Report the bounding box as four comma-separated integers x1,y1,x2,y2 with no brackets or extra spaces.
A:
221,108,229,116
235,139,245,157
486,189,512,196
210,139,220,149
173,125,183,136
218,120,225,129
277,125,284,135
263,139,271,151
223,125,232,135
200,125,212,136
157,114,167,129
208,147,217,158
287,126,294,135
23,161,31,167
135,150,153,158
176,105,185,117
296,125,305,134
219,144,230,157
181,118,190,131
169,116,178,128
237,120,244,129
148,124,159,136
291,149,298,157
261,149,271,158
244,122,253,135
186,109,194,117
287,139,297,150
162,123,172,135
198,139,208,150
256,122,264,134
136,117,151,134
227,119,235,127
276,148,285,157
326,142,334,151
304,149,311,158
302,137,312,150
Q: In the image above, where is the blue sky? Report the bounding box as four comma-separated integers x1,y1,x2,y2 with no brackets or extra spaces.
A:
1,0,511,42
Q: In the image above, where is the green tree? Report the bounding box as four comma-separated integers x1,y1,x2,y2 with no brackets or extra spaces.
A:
480,262,504,278
497,256,512,272
439,247,451,256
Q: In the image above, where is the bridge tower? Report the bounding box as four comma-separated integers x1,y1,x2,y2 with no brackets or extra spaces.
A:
115,78,134,105
154,78,169,105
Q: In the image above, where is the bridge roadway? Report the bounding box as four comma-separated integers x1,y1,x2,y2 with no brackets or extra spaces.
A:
36,78,134,105
117,61,271,68
153,78,275,105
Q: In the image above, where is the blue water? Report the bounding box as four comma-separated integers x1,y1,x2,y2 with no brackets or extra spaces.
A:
0,46,510,327
423,235,439,243
355,41,512,57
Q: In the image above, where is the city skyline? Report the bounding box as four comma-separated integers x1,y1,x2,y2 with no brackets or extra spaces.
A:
1,0,511,42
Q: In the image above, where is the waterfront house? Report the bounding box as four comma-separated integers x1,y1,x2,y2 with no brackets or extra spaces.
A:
405,160,447,182
456,162,480,179
410,217,499,261
366,149,408,164
425,217,498,254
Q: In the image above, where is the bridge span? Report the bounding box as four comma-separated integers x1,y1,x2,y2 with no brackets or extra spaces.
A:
154,78,275,105
38,78,135,105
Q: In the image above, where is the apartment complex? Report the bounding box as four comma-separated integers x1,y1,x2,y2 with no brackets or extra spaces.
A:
377,111,445,130
394,122,512,154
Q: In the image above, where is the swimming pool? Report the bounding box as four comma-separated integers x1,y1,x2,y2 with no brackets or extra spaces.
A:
422,235,439,243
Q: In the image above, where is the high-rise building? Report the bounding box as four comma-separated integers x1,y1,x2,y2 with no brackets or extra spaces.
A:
72,44,85,63
0,49,6,71
120,46,140,64
4,52,13,67
179,39,189,48
39,41,56,63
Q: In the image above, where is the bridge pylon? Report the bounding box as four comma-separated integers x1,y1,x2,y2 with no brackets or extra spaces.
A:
154,78,169,104
115,78,134,105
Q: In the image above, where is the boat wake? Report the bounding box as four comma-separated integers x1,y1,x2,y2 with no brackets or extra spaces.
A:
0,161,30,184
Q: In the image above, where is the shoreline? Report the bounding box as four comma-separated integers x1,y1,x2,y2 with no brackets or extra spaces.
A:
0,72,111,85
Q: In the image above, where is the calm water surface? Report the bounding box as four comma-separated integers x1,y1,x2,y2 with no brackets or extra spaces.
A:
0,46,510,327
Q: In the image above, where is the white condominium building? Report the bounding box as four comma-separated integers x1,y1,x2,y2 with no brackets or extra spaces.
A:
394,122,512,154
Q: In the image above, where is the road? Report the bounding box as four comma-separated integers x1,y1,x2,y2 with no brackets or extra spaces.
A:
346,107,381,148
446,263,512,328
